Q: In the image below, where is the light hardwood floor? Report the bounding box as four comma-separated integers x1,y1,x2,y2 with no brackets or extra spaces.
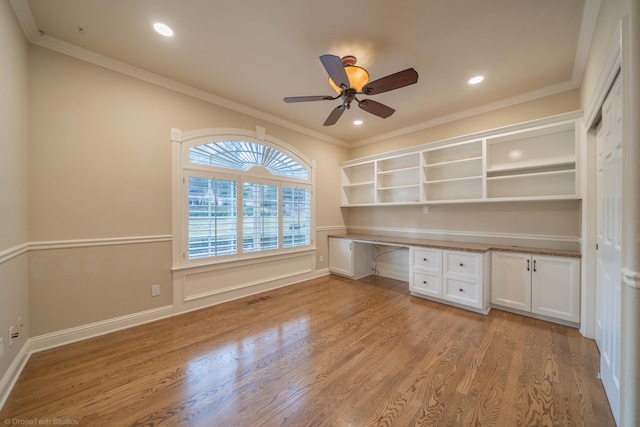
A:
1,275,614,426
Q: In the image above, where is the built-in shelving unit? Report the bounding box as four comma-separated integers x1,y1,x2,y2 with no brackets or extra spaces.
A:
376,153,421,204
423,140,484,202
485,123,577,200
341,161,375,205
339,113,580,206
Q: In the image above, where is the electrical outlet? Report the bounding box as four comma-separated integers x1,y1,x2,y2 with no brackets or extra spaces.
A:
319,255,324,263
151,284,160,297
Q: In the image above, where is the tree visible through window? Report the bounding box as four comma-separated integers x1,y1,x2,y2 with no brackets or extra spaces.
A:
181,136,312,263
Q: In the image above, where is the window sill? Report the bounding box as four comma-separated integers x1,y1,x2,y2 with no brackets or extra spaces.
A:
171,246,317,272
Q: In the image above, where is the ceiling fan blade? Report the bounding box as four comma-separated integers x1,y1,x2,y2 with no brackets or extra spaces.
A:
320,54,349,90
358,99,395,118
323,105,345,126
283,95,334,103
361,68,418,95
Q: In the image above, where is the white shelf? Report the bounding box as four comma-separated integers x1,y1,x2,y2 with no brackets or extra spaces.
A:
339,115,579,206
425,175,483,184
378,184,421,190
424,156,482,169
377,166,420,175
343,181,375,188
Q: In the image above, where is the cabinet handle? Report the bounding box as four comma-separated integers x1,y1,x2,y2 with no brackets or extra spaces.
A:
533,259,537,272
527,259,530,271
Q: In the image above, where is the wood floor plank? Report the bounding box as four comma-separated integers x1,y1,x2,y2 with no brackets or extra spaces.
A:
0,275,615,426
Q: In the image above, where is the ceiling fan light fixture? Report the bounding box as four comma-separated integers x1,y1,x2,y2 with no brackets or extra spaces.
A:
328,56,370,93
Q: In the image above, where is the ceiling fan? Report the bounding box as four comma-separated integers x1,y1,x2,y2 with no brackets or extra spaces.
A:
284,54,419,126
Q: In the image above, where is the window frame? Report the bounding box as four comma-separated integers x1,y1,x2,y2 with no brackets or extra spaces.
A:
172,127,315,268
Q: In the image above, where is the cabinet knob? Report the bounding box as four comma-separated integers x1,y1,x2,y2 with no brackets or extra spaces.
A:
423,280,428,284
459,263,464,267
423,258,428,261
459,288,465,292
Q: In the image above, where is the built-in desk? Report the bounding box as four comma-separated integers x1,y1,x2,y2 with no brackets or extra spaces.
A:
328,233,581,321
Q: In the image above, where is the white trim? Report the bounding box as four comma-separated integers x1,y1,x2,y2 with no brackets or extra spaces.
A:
28,305,174,353
316,225,347,233
622,269,640,290
0,340,31,411
572,0,602,86
0,243,28,265
0,304,173,411
352,84,582,147
10,0,601,149
7,0,347,148
29,235,173,251
0,236,172,265
585,22,623,129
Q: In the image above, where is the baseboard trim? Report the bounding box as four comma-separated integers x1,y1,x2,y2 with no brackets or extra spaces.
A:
29,305,174,354
0,269,338,410
0,340,31,411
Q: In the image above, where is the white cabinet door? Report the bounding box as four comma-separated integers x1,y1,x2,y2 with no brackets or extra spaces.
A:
491,252,532,311
328,237,353,277
531,255,581,323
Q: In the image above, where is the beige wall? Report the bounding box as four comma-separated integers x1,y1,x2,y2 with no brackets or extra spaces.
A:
27,45,348,335
0,1,30,385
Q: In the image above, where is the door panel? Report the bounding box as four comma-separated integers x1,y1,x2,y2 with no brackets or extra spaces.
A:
596,74,622,424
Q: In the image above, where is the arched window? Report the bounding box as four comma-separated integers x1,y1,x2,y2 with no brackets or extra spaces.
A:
172,128,314,265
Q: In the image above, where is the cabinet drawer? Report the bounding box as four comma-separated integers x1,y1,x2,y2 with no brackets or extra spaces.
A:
412,248,442,273
443,277,482,308
444,251,482,279
411,271,441,298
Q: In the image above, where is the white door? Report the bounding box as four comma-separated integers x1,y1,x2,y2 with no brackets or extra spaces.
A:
595,74,622,424
491,252,531,311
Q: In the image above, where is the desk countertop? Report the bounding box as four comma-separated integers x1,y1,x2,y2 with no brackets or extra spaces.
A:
329,233,581,258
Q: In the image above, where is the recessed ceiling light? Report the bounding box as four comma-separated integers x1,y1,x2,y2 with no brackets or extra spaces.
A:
153,22,173,37
353,120,363,125
468,75,484,85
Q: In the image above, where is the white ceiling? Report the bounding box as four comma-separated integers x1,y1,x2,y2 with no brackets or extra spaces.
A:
14,0,597,146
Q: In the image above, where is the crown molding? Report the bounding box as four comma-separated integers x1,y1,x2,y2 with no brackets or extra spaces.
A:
8,1,349,149
351,80,580,147
10,0,600,150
